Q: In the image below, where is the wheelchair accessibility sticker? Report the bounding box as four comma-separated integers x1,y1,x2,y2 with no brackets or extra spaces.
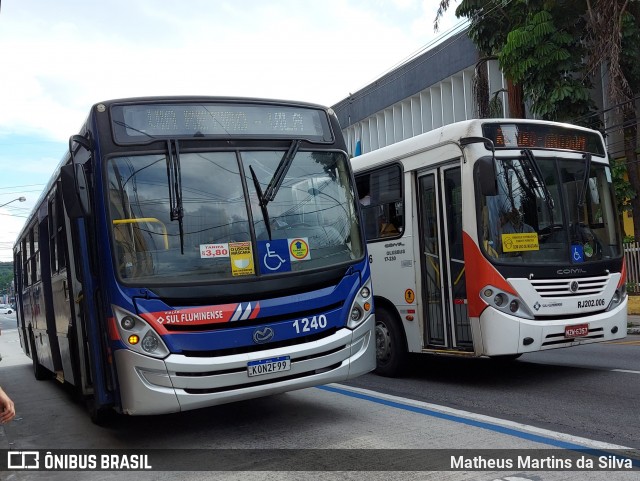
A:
259,240,291,273
258,238,310,274
571,244,584,263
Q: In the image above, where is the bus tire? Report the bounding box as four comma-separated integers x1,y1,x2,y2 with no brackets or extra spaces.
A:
374,306,407,377
29,333,51,381
86,398,113,426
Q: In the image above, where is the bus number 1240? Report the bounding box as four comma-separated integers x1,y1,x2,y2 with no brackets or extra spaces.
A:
293,315,328,333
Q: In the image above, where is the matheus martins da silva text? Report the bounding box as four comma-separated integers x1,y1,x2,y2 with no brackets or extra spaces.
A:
451,454,633,470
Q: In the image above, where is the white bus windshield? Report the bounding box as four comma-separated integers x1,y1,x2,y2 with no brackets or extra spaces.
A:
479,155,622,264
107,149,363,281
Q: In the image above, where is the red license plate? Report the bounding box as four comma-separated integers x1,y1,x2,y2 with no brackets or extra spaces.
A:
565,323,589,338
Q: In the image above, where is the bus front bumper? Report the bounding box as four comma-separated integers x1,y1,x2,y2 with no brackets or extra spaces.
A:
477,298,628,356
113,315,375,415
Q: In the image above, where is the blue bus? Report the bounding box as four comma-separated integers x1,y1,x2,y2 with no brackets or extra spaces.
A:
13,97,375,422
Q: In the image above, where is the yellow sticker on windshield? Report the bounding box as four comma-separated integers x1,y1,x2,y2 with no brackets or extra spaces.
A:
502,233,540,252
230,242,255,276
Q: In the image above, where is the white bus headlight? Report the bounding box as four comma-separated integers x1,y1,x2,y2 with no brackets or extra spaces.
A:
480,285,534,320
112,305,170,359
606,285,626,311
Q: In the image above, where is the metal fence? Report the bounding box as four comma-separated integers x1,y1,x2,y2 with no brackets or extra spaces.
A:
625,242,640,294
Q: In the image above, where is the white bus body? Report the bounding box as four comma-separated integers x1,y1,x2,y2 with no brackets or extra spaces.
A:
352,119,627,375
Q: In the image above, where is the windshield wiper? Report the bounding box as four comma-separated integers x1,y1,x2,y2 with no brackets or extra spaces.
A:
166,140,185,254
263,140,301,203
247,140,301,241
249,165,272,240
522,149,554,211
578,153,592,208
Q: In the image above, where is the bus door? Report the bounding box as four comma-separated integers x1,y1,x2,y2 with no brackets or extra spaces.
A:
48,187,77,384
417,165,472,351
38,208,64,377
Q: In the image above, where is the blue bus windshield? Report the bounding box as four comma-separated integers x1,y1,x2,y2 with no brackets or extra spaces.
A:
107,149,363,282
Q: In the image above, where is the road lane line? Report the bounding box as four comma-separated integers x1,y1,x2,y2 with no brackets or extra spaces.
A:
319,384,634,453
612,369,640,374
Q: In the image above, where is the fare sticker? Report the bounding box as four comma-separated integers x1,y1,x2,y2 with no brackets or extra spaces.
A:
200,243,229,259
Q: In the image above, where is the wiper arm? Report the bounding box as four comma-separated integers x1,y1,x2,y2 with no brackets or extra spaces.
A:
249,165,272,240
263,140,301,203
578,153,592,208
522,149,554,211
166,140,185,254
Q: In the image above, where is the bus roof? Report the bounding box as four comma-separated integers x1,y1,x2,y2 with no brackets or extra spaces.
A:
350,118,605,172
91,96,333,112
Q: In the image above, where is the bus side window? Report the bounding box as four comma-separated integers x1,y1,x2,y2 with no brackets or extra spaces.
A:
356,165,403,241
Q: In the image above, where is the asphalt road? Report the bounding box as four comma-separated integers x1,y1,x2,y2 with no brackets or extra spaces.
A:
344,335,640,449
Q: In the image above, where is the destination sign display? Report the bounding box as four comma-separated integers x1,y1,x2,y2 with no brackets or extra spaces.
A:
111,102,333,143
482,123,605,156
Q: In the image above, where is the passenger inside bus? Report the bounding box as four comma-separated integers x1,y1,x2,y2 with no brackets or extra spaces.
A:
378,214,399,236
500,208,535,234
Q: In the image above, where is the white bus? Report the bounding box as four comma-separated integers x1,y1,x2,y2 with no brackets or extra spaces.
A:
352,119,628,376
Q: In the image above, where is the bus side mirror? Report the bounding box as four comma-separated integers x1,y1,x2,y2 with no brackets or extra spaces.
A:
477,156,498,197
61,163,91,219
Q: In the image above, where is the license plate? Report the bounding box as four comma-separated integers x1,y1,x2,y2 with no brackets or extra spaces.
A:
565,323,589,338
247,356,291,377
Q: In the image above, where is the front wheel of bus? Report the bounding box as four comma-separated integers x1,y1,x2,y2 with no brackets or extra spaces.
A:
374,306,407,377
86,397,113,426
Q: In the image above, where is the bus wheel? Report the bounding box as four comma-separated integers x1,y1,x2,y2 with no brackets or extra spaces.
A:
374,306,407,377
86,397,113,426
29,333,51,381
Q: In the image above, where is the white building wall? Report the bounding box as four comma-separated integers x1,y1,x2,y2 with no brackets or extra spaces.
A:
345,66,507,157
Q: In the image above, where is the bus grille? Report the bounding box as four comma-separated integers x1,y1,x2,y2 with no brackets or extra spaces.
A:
541,326,605,347
530,275,608,298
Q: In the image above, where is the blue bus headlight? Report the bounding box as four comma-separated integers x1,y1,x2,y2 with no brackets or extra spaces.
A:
141,332,161,353
112,305,170,359
347,279,373,329
121,316,136,330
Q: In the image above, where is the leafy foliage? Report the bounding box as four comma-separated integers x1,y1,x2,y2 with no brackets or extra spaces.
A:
458,1,597,123
611,157,636,215
0,262,13,295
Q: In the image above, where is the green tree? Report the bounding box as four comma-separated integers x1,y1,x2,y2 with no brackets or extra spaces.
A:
0,262,13,299
584,1,640,239
436,1,596,124
436,0,527,118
